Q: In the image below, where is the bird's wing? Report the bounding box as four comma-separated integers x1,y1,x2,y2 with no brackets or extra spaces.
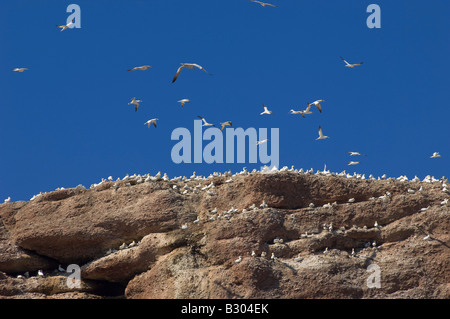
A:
197,116,206,124
340,57,350,65
127,67,136,71
135,105,138,112
318,126,324,137
172,65,184,83
220,123,225,131
153,121,157,128
316,103,322,113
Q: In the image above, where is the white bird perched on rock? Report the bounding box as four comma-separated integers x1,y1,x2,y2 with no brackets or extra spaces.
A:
235,256,242,263
260,104,272,115
144,118,158,128
260,201,268,208
197,116,215,127
128,241,136,248
348,198,355,203
58,265,65,272
294,256,303,262
4,197,11,203
37,270,44,277
316,126,329,140
128,65,152,72
351,248,356,257
181,224,188,230
251,250,256,257
128,97,142,112
250,0,278,7
172,63,211,83
308,100,324,113
430,152,441,158
119,243,127,250
323,247,329,255
270,253,277,261
374,221,380,228
441,199,449,205
340,56,364,68
12,67,29,72
56,18,74,31
407,189,415,194
178,99,190,107
423,234,431,241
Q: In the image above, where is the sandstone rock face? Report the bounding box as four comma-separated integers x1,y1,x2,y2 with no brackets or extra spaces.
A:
0,171,449,299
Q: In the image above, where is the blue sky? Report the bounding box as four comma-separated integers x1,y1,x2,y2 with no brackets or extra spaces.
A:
1,0,449,201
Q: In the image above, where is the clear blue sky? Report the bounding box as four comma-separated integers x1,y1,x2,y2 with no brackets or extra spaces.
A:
1,0,449,201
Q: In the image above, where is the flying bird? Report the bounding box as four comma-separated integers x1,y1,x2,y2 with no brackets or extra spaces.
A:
430,152,441,158
12,68,29,72
250,0,278,7
256,139,269,145
308,100,324,113
178,99,190,107
172,63,211,83
144,118,158,128
340,57,364,68
127,65,152,71
260,104,272,115
197,116,215,127
348,152,367,156
128,98,142,112
56,18,75,32
316,126,329,140
348,161,360,165
220,121,232,131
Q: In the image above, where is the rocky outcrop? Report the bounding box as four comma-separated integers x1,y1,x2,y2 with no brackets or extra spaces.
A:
0,170,449,299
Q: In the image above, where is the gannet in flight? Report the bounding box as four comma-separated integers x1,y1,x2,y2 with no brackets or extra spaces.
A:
316,126,329,140
144,118,158,128
256,139,269,145
220,121,232,131
340,57,364,68
308,100,324,113
128,97,142,112
197,116,215,127
430,152,441,158
348,161,360,165
127,65,152,72
348,152,367,156
56,18,75,32
12,68,29,72
178,99,190,107
260,104,272,115
250,0,278,7
172,63,211,83
289,109,302,115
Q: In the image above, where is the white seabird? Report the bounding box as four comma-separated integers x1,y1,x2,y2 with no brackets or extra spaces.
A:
220,121,232,131
172,63,211,83
348,161,360,165
260,104,272,115
58,265,65,272
128,65,152,72
256,139,269,145
128,97,142,112
250,0,278,7
4,197,11,203
235,256,242,263
308,100,324,113
37,270,44,277
197,116,215,127
316,126,329,140
56,18,74,31
340,56,364,68
12,67,29,72
144,118,158,128
348,152,367,156
430,152,441,158
178,99,190,107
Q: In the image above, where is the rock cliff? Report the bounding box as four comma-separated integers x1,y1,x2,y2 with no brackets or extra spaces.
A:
1,169,449,299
